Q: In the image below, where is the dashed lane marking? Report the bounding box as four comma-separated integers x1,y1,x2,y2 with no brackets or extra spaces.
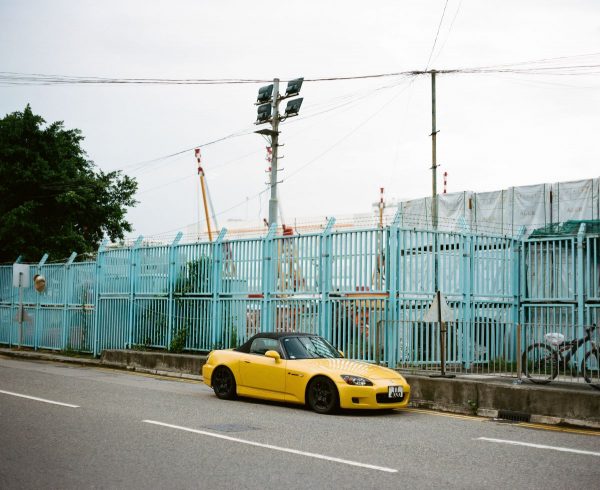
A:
476,437,600,457
143,419,398,473
0,389,79,408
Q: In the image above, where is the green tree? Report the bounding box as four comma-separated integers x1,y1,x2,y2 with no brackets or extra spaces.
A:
0,105,137,262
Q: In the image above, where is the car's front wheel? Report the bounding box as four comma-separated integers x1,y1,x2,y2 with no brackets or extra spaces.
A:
307,376,339,414
212,366,237,400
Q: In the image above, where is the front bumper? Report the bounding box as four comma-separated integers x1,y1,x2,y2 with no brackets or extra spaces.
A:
337,381,411,409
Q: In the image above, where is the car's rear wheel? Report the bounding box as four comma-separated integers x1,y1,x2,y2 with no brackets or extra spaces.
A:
307,376,339,414
212,366,237,400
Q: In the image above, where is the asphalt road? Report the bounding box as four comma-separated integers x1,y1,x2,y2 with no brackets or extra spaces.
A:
1,356,599,490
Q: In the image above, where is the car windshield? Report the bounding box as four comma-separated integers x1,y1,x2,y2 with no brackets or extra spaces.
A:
282,336,341,360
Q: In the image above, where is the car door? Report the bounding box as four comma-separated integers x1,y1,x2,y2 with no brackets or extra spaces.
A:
238,337,286,399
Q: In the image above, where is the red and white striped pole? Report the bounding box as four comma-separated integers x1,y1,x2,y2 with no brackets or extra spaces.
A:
195,148,213,241
195,148,203,176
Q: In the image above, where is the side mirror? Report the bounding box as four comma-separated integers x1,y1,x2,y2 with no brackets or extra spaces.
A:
265,350,281,363
338,350,345,358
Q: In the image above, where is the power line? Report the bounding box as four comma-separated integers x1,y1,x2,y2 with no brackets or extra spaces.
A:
113,78,411,180
432,0,463,65
425,0,450,71
114,128,255,173
3,52,599,88
283,81,413,183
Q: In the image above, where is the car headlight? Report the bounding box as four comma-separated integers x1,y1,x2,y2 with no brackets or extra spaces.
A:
341,375,373,386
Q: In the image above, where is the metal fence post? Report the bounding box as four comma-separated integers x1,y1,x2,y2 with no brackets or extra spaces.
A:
210,229,227,348
166,232,183,350
127,236,143,349
577,223,586,337
516,323,522,381
61,252,77,350
34,253,48,350
8,256,22,347
319,218,335,340
461,227,473,369
386,210,402,367
261,224,277,333
92,240,107,357
513,227,526,368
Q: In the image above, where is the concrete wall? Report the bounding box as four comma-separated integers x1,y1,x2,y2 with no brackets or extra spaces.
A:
406,375,600,428
100,350,207,376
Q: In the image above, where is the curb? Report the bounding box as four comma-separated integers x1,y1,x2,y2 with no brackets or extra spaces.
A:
0,348,101,367
0,349,202,381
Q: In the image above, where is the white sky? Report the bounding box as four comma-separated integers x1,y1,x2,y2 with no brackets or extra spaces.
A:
1,0,599,239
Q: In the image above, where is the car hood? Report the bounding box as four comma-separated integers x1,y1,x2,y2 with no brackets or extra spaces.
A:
299,358,405,381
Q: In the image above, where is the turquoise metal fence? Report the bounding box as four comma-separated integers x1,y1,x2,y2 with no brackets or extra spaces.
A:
0,254,95,351
1,217,598,382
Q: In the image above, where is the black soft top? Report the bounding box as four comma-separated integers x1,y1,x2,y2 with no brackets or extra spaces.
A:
236,331,317,353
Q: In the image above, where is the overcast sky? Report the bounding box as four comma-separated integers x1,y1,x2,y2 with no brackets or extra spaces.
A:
1,0,599,239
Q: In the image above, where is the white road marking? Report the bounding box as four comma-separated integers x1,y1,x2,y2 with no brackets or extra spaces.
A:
143,419,398,473
476,437,600,457
0,389,79,408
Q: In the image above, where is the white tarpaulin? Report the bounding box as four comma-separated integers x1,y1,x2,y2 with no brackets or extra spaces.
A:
393,176,598,237
472,190,509,235
553,178,599,223
438,192,469,230
399,197,431,229
512,183,551,235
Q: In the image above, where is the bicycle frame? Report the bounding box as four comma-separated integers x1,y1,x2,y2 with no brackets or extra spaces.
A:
553,325,597,364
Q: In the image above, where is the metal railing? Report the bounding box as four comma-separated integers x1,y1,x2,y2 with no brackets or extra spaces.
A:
391,319,519,377
1,216,599,389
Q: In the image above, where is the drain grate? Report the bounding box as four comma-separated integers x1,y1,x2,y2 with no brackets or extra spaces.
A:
497,409,531,423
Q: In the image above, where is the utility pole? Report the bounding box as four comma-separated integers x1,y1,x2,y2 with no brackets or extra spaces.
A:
268,78,280,227
431,70,438,231
431,70,440,294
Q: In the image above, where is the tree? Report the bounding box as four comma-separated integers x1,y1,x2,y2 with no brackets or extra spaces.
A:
0,105,137,262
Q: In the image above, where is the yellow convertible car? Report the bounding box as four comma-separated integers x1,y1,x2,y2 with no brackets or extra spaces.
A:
202,332,410,414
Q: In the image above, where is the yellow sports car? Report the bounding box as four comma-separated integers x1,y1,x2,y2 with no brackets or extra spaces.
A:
202,332,410,414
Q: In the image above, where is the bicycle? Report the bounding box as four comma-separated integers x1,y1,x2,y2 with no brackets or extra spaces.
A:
522,324,599,390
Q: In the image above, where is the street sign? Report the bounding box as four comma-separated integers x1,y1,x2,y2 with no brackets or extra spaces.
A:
423,291,454,323
12,264,30,288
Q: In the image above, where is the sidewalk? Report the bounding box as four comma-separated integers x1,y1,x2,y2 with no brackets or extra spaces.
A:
1,347,599,429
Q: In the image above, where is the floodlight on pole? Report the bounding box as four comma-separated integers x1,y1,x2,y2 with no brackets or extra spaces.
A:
284,97,303,118
256,103,272,124
285,77,303,97
254,76,304,227
257,84,274,104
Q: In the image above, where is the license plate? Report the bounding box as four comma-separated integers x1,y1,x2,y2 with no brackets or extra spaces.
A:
388,385,403,398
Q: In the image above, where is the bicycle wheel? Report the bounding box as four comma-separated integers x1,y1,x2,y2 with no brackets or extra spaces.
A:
522,343,558,384
581,348,600,391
